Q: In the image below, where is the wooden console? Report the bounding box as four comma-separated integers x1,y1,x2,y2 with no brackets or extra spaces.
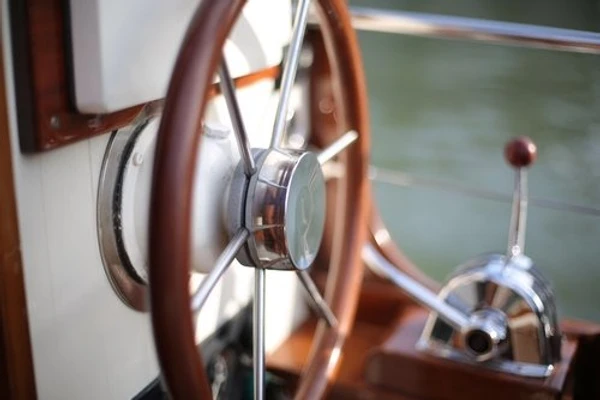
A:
268,278,598,399
365,309,575,400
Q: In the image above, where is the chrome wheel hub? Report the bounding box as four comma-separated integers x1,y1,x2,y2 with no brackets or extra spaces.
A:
234,148,326,271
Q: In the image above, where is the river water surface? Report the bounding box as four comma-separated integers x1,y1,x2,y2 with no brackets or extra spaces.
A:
351,0,600,321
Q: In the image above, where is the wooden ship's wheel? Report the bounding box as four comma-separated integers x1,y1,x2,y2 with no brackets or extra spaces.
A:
147,0,368,398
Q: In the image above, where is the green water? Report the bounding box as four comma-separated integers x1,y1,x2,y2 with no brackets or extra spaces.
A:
351,1,600,321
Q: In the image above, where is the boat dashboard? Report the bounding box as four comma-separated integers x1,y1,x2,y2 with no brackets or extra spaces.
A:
1,1,599,399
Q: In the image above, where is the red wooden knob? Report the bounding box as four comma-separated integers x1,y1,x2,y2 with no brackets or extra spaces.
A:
504,136,537,168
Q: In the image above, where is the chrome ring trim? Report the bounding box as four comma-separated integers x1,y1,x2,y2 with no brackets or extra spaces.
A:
97,121,151,312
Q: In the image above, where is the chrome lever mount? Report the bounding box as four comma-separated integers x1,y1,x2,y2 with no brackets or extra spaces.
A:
365,137,562,378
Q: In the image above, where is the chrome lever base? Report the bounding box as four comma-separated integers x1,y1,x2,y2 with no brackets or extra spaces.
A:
417,253,561,378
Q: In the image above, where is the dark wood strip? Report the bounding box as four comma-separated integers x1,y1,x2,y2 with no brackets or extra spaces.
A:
209,65,280,97
0,41,37,399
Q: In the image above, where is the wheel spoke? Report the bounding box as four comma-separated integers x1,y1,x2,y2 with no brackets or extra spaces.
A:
219,59,256,176
190,229,249,312
269,0,312,149
362,244,470,331
317,130,358,165
297,270,338,328
253,268,266,400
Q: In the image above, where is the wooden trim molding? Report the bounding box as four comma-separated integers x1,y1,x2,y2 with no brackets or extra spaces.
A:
0,43,37,399
8,0,281,153
209,65,280,97
9,0,140,152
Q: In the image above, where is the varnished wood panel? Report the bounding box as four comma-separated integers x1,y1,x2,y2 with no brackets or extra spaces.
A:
268,285,412,399
268,318,399,400
561,320,600,400
0,43,37,399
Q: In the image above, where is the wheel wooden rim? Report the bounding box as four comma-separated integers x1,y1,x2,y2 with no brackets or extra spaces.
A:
148,0,369,398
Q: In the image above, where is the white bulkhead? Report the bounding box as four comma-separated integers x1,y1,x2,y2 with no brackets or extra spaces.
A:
2,1,307,398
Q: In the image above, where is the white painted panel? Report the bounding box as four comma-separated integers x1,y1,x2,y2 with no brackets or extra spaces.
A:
3,1,304,397
3,4,159,397
69,0,291,113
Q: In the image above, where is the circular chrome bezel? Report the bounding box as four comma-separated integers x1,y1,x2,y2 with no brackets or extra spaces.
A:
97,120,152,312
